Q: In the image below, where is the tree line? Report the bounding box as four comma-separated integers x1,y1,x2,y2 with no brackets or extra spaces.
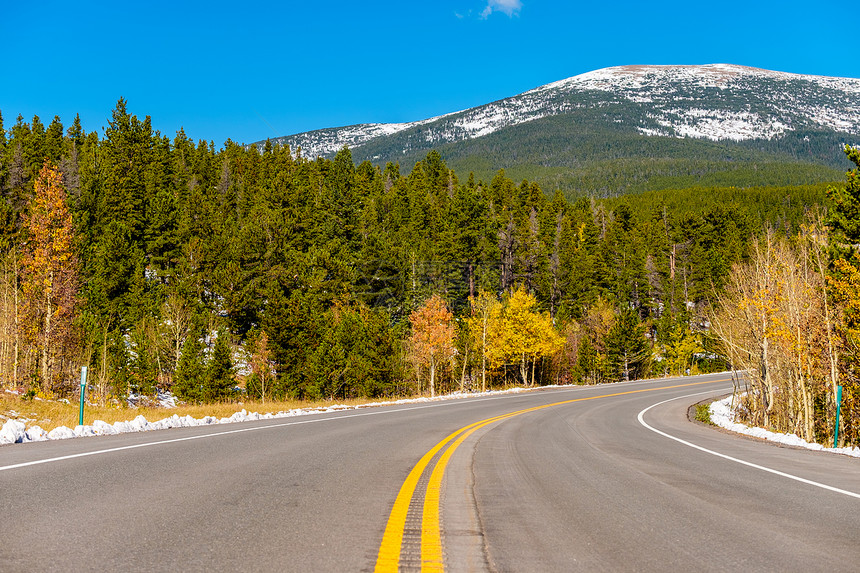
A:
1,101,856,448
711,147,860,447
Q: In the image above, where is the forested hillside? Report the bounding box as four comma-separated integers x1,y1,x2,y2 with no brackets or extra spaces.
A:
264,64,860,198
354,113,846,199
0,101,855,441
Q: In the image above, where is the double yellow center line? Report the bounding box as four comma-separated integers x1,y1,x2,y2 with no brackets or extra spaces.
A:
374,378,726,572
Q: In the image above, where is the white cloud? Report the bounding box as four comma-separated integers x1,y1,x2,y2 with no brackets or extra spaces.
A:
480,0,522,18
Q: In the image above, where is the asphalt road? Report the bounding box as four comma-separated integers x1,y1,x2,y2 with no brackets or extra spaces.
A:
1,373,859,572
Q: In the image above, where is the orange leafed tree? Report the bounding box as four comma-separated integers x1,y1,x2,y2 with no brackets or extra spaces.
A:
408,294,455,397
22,160,79,392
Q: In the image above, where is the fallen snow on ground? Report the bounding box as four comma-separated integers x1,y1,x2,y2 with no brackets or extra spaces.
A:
0,386,531,446
8,382,859,456
709,395,860,458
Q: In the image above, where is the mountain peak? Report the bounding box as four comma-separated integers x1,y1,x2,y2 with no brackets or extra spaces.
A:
260,63,860,160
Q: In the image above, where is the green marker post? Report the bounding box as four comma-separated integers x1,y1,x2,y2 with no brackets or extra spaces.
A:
78,366,88,427
834,385,843,449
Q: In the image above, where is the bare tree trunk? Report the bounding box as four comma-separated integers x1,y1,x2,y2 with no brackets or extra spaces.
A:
481,314,488,393
624,352,630,382
429,356,436,397
261,370,267,404
1,255,8,389
459,346,468,392
670,243,676,281
550,214,562,320
468,263,475,300
417,363,421,395
42,269,53,390
682,265,689,307
14,255,19,387
99,327,109,404
810,225,840,430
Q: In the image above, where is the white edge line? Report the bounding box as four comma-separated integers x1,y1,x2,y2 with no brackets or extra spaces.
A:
1,379,647,473
1,375,725,473
637,389,860,500
0,400,488,472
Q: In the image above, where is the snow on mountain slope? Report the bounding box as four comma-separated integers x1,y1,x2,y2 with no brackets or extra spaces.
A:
540,64,860,141
281,113,453,159
263,64,860,159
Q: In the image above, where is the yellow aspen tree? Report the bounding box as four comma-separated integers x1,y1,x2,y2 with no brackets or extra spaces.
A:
829,256,860,444
21,160,79,392
467,289,502,392
805,218,840,411
713,228,835,440
408,294,455,397
486,287,564,387
771,236,820,440
712,231,782,428
659,322,704,377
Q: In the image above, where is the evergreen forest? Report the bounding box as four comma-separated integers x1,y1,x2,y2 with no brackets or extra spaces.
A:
1,100,859,446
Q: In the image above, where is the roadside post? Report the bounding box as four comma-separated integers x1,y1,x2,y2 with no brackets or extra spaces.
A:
79,366,88,427
834,385,843,449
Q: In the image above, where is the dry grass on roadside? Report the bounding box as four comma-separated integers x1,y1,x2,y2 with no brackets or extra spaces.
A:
0,392,391,433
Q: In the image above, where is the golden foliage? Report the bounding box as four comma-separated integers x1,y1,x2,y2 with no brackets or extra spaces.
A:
828,255,860,444
485,287,565,386
711,227,839,443
467,290,502,392
21,161,80,393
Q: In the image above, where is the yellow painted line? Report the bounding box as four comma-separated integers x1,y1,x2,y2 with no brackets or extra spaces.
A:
374,412,517,572
376,378,729,572
421,412,521,571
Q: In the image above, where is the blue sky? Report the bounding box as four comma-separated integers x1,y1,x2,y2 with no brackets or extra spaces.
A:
2,0,855,146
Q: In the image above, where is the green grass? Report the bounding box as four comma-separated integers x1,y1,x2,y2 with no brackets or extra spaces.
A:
694,401,714,425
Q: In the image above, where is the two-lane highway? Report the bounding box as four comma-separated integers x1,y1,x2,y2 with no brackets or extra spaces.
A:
2,374,858,572
463,377,860,571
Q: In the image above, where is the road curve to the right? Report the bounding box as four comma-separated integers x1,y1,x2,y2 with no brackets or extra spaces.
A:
469,376,860,572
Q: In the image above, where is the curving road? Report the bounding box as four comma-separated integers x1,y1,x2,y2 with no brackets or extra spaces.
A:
1,373,859,572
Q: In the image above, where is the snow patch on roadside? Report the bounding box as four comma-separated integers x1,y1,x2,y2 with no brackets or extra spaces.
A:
709,395,860,458
0,386,532,446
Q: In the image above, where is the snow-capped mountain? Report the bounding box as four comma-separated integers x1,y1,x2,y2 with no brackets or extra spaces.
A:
260,64,860,160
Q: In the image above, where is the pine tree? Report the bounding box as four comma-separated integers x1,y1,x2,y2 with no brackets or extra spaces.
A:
173,334,205,402
826,145,860,444
84,99,155,328
44,116,64,161
605,307,651,382
827,145,860,253
128,317,159,396
204,331,236,402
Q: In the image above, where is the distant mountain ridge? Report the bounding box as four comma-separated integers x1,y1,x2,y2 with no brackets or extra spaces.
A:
255,64,860,196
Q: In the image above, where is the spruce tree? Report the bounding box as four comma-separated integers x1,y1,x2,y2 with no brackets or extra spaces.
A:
204,331,236,402
173,334,205,402
605,307,650,382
